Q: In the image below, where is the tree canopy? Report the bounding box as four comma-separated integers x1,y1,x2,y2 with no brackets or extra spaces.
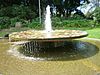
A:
0,0,89,18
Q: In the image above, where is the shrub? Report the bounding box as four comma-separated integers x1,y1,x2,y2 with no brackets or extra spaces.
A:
0,17,10,29
0,5,36,20
52,17,63,28
0,25,1,30
0,4,37,29
10,17,20,27
28,19,42,29
51,17,94,28
10,17,28,27
11,5,36,20
0,6,12,17
63,20,94,27
93,7,100,24
0,16,29,29
69,14,85,20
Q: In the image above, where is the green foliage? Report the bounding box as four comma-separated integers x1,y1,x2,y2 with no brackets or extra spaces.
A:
0,5,36,20
87,28,100,39
0,4,37,29
11,5,36,20
0,17,10,29
10,17,20,27
63,20,93,27
0,4,97,30
10,17,28,27
93,7,100,23
0,6,12,17
69,14,85,20
0,16,29,29
52,17,61,22
28,19,42,29
52,17,94,28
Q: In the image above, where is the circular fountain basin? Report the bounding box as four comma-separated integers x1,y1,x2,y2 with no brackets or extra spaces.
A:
0,38,100,75
9,30,88,42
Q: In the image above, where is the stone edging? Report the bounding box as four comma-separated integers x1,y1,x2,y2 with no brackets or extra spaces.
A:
0,37,8,39
81,37,100,41
0,37,3,39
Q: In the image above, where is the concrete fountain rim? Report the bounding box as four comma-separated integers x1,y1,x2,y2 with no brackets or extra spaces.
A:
9,30,88,42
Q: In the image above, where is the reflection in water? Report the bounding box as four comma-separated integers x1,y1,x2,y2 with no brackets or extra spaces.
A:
14,40,99,61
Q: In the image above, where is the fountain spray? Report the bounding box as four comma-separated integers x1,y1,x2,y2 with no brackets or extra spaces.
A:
45,5,52,33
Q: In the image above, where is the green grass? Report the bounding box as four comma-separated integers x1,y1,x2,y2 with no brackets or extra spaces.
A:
0,27,100,39
86,28,100,39
0,32,7,37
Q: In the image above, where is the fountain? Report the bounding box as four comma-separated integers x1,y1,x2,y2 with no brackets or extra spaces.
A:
9,5,88,42
0,5,100,75
8,5,88,60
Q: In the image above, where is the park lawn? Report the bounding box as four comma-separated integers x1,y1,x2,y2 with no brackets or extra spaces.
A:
86,28,100,39
0,27,100,39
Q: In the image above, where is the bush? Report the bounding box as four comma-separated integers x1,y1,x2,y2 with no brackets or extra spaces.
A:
11,5,36,20
69,14,85,20
0,6,12,17
51,17,94,28
10,17,28,27
0,4,37,29
0,25,1,30
28,19,42,29
52,17,63,28
93,7,100,24
0,16,29,29
0,17,10,29
10,17,20,27
0,5,36,20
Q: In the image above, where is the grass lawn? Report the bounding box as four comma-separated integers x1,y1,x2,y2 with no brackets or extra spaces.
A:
0,27,100,39
86,28,100,39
